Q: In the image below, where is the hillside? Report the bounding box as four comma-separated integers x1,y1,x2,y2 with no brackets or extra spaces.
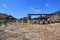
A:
0,22,60,40
52,10,60,15
40,10,60,19
0,13,17,24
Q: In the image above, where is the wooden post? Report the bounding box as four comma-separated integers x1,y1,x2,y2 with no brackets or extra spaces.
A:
27,14,31,23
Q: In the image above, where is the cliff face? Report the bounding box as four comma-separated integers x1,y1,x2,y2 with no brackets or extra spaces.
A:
0,22,60,40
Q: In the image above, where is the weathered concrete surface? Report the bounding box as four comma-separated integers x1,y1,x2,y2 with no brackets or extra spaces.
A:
0,22,60,40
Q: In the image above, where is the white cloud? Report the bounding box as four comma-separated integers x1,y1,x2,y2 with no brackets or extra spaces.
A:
30,7,41,12
3,4,7,8
45,3,49,7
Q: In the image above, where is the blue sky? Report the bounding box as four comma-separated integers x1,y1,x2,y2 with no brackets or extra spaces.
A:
0,0,60,18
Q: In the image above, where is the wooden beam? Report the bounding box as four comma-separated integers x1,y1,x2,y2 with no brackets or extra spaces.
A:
28,14,56,15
